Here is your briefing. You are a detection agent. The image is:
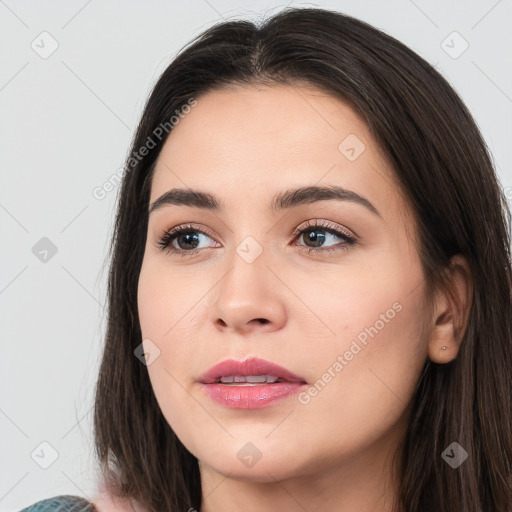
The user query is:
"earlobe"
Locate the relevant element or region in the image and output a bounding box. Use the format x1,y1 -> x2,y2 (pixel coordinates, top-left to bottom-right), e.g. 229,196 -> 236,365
427,313 -> 458,363
427,254 -> 473,364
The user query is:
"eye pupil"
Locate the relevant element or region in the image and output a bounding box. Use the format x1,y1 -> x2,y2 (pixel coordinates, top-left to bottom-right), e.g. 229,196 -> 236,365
177,232 -> 200,250
304,229 -> 326,248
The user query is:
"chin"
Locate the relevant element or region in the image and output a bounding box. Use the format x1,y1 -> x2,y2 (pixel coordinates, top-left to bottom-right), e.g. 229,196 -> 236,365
193,436 -> 316,483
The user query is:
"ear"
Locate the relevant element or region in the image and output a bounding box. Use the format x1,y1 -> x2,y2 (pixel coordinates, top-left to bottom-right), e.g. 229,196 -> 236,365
427,254 -> 473,363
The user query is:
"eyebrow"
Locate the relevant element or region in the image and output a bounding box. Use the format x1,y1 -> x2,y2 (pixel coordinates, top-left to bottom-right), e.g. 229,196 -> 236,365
148,185 -> 381,217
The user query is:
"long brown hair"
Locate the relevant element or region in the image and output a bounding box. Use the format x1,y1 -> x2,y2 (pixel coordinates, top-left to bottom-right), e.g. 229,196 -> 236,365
93,7 -> 512,511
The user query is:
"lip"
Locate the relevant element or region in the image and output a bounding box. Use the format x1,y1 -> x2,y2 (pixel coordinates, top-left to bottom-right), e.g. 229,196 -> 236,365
198,357 -> 307,384
198,357 -> 308,410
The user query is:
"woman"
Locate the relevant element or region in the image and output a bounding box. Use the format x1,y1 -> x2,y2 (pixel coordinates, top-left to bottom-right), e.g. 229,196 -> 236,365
20,6 -> 512,512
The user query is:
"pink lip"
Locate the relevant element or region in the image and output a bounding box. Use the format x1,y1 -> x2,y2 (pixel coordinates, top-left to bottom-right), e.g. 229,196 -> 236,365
198,357 -> 306,384
198,357 -> 307,410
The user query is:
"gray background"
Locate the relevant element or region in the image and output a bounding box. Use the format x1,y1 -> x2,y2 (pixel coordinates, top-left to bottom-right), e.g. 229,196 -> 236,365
1,1 -> 511,511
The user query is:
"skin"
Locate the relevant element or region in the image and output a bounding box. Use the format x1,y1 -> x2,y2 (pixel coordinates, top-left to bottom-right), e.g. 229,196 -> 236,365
133,84 -> 472,512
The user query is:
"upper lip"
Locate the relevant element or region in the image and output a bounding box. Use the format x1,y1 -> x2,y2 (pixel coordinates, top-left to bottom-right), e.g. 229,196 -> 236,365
198,357 -> 307,384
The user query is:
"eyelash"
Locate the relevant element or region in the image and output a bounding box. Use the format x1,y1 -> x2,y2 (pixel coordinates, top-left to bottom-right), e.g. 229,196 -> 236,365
155,220 -> 358,257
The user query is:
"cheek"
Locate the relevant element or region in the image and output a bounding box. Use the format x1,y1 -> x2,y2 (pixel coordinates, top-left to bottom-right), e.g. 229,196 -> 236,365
137,262 -> 202,390
137,263 -> 169,340
137,258 -> 201,341
285,253 -> 425,353
137,262 -> 188,396
290,252 -> 428,409
137,259 -> 211,438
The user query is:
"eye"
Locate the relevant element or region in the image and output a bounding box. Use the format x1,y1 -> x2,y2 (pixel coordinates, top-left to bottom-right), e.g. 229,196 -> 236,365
291,219 -> 357,254
155,220 -> 358,257
155,223 -> 218,257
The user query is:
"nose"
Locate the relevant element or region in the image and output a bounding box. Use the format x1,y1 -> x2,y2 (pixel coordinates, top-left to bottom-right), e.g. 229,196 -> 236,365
208,250 -> 287,336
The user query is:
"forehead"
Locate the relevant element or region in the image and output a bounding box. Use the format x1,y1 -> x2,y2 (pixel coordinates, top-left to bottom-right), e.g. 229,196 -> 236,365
150,84 -> 407,223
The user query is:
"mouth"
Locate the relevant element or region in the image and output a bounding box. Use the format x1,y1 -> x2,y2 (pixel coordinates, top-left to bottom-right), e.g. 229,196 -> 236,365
213,375 -> 287,385
198,357 -> 307,409
198,357 -> 307,385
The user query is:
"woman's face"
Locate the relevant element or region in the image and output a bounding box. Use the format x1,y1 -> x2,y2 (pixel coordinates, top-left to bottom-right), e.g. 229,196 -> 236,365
137,84 -> 430,485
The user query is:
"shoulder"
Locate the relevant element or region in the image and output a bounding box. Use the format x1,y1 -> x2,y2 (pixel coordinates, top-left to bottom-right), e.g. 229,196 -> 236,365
18,488 -> 140,512
18,494 -> 98,511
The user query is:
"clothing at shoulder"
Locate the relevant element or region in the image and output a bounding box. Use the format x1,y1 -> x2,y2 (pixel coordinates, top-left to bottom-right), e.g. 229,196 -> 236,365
18,494 -> 98,512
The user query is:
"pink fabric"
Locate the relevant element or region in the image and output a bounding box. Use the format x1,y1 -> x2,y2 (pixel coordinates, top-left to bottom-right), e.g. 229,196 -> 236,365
91,483 -> 145,512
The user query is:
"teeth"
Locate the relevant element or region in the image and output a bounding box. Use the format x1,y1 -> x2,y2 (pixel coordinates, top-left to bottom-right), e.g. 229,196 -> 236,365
219,375 -> 280,384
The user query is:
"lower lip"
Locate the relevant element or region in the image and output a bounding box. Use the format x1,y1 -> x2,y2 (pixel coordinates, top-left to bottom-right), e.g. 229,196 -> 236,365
200,382 -> 306,409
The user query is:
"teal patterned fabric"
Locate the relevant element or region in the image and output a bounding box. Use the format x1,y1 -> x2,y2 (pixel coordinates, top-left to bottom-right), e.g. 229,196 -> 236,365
18,495 -> 98,512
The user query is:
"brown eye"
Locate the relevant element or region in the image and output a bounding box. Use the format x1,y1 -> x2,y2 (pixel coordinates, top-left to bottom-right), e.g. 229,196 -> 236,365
156,224 -> 217,256
293,220 -> 358,255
